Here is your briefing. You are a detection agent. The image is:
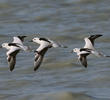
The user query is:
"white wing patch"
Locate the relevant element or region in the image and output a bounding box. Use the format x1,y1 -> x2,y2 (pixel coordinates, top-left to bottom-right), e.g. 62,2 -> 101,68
12,37 -> 23,45
36,40 -> 51,51
6,47 -> 19,56
84,38 -> 95,50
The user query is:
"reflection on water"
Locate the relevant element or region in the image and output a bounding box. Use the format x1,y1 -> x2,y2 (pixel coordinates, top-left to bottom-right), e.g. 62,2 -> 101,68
0,0 -> 110,100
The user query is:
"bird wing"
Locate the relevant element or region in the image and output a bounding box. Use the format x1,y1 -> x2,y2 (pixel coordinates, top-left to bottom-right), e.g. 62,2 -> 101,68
36,42 -> 50,51
12,37 -> 23,45
17,36 -> 27,42
7,50 -> 20,71
6,46 -> 20,56
17,44 -> 29,51
48,39 -> 59,48
79,54 -> 88,68
78,49 -> 91,55
8,43 -> 20,47
88,34 -> 102,46
34,47 -> 48,71
12,37 -> 29,51
39,38 -> 51,43
84,34 -> 102,49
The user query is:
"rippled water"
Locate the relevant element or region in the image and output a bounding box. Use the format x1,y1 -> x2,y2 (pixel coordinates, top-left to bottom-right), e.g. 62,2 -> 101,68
0,0 -> 110,100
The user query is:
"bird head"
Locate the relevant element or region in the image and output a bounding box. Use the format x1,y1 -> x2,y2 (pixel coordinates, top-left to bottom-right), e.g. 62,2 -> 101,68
73,48 -> 80,53
1,43 -> 9,48
29,37 -> 39,43
1,43 -> 10,50
32,37 -> 39,43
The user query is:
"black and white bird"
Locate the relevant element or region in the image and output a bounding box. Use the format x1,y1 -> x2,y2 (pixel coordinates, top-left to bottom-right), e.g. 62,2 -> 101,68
31,37 -> 66,71
1,36 -> 29,71
72,34 -> 110,68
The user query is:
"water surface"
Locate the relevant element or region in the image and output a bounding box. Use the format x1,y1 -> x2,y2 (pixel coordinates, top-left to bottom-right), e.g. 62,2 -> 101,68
0,0 -> 110,100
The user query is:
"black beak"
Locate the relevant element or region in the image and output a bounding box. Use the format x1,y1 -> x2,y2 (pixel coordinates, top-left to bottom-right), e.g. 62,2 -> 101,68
0,46 -> 2,48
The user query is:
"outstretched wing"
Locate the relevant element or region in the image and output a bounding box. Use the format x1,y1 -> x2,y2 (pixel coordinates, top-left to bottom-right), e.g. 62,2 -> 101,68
12,36 -> 26,45
17,36 -> 27,42
12,36 -> 29,51
12,37 -> 23,45
39,38 -> 51,43
34,47 -> 48,71
88,34 -> 102,46
48,39 -> 59,48
34,54 -> 44,71
79,53 -> 89,68
8,43 -> 20,47
7,50 -> 20,71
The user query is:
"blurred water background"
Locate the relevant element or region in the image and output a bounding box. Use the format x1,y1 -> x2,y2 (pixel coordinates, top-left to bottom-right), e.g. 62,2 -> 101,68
0,0 -> 110,100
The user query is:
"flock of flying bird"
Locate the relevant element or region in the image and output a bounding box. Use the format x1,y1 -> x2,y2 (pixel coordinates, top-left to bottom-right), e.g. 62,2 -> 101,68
1,34 -> 110,71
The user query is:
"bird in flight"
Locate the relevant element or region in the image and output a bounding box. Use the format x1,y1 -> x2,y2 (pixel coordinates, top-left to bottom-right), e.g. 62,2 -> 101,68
72,34 -> 110,68
1,36 -> 29,71
30,37 -> 67,71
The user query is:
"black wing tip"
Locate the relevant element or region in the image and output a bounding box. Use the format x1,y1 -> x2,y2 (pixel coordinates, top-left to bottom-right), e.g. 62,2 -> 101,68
17,36 -> 27,41
17,35 -> 27,37
17,36 -> 27,39
10,67 -> 14,71
81,62 -> 88,68
34,67 -> 39,71
96,34 -> 103,37
89,34 -> 103,37
84,65 -> 87,68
